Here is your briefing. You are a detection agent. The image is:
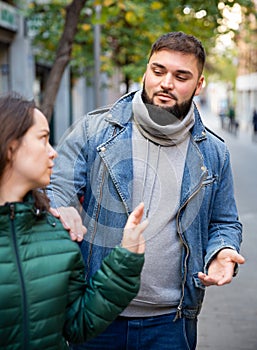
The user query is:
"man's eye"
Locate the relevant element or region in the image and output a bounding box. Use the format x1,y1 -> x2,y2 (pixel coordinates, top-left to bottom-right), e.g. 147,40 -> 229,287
177,76 -> 187,81
153,70 -> 163,75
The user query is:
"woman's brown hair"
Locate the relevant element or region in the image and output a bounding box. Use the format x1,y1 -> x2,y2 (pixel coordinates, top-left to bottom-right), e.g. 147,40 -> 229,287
0,92 -> 50,211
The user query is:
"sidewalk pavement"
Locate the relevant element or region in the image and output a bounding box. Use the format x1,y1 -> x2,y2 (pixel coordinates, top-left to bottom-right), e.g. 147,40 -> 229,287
196,106 -> 257,350
199,106 -> 256,148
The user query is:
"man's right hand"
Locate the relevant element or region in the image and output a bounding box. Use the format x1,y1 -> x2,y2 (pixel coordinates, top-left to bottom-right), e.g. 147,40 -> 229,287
50,206 -> 87,242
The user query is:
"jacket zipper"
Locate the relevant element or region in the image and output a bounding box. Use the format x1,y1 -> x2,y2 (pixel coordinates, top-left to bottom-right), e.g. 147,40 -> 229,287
9,204 -> 29,349
86,165 -> 107,279
86,126 -> 119,278
174,170 -> 208,321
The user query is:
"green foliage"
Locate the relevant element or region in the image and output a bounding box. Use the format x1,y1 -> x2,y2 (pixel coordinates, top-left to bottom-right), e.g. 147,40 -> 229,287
27,1 -> 66,63
25,0 -> 255,86
206,48 -> 238,87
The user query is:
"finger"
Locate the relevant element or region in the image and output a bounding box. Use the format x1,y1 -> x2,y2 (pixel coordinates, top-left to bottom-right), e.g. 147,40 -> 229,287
198,270 -> 234,287
233,253 -> 245,265
134,202 -> 144,219
198,272 -> 210,285
69,231 -> 77,241
58,216 -> 71,231
125,202 -> 145,229
131,202 -> 144,223
76,235 -> 84,242
72,216 -> 87,237
198,272 -> 218,286
220,249 -> 245,265
49,207 -> 60,218
69,224 -> 87,241
58,207 -> 87,236
77,226 -> 87,241
50,207 -> 87,242
58,214 -> 86,241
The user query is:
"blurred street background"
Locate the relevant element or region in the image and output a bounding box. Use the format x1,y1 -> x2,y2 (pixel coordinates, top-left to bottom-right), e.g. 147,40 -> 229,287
197,106 -> 257,350
1,0 -> 257,348
1,0 -> 257,144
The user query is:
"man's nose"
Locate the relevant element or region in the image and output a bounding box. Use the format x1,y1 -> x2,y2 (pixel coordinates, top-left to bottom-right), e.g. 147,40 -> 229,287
160,73 -> 174,90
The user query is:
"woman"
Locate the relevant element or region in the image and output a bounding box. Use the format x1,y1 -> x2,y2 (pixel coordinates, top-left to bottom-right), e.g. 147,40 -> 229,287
0,92 -> 147,349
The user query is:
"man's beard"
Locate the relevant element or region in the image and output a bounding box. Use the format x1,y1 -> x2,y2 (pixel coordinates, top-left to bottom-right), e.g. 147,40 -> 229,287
142,85 -> 195,121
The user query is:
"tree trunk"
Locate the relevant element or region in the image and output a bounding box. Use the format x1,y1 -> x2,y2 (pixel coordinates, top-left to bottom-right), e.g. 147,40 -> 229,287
41,0 -> 88,122
125,74 -> 130,94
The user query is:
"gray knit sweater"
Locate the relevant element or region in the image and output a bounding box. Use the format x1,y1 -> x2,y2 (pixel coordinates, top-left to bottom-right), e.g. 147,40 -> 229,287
121,91 -> 193,317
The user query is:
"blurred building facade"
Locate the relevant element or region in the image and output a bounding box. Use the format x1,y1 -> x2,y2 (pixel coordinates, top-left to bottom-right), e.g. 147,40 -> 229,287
0,1 -> 34,97
236,1 -> 257,131
0,0 -> 76,143
3,0 -> 257,138
0,0 -> 120,144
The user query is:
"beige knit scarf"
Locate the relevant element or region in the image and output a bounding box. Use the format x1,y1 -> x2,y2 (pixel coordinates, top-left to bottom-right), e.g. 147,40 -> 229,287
132,90 -> 195,146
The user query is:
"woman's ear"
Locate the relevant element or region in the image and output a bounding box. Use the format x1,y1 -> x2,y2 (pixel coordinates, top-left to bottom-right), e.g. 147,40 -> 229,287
7,140 -> 18,161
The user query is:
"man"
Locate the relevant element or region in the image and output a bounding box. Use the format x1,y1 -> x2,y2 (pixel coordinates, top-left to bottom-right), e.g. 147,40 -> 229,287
49,32 -> 245,349
252,108 -> 257,140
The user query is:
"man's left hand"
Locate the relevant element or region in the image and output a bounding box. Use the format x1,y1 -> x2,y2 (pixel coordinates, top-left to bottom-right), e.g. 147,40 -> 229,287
198,248 -> 245,286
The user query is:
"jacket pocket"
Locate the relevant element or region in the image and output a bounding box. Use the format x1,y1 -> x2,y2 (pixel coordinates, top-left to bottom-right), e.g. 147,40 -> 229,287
192,272 -> 206,290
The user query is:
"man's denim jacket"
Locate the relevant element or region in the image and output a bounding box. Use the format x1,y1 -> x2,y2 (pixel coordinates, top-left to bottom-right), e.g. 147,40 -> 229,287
50,91 -> 242,319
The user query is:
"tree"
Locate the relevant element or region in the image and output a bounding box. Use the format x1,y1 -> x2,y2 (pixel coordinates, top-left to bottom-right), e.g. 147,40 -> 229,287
27,0 -> 255,121
28,0 -> 89,121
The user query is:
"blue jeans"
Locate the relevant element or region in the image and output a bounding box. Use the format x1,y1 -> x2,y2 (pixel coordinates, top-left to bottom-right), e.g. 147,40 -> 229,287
69,312 -> 197,350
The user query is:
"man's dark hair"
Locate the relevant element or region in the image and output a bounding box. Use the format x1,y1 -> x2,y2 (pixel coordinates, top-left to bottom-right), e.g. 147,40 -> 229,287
148,31 -> 206,77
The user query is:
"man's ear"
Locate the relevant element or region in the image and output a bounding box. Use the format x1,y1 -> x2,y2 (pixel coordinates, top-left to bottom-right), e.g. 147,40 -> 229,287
195,75 -> 205,96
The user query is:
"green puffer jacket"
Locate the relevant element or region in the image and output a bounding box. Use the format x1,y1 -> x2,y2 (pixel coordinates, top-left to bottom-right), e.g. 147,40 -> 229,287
0,198 -> 144,349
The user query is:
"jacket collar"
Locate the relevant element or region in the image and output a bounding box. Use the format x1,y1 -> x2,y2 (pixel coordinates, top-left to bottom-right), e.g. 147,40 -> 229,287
190,105 -> 207,142
105,91 -> 135,127
0,192 -> 45,217
106,90 -> 207,143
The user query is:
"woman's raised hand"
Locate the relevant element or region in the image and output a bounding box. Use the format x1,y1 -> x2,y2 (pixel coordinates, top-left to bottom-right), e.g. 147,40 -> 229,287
121,203 -> 148,254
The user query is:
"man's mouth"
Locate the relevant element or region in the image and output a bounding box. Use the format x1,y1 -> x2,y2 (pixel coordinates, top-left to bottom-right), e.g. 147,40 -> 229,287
155,94 -> 177,104
154,91 -> 177,102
